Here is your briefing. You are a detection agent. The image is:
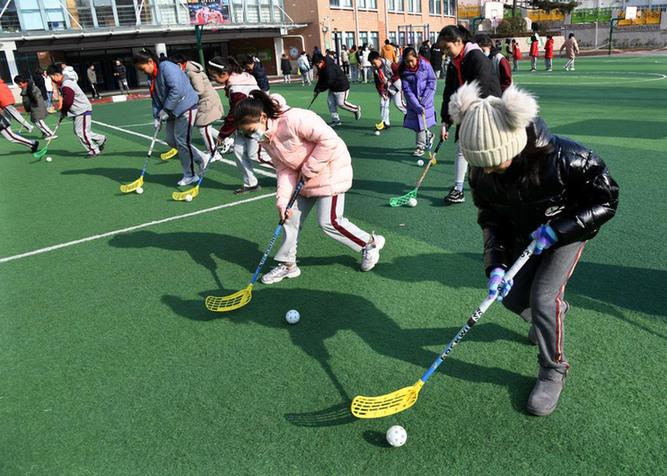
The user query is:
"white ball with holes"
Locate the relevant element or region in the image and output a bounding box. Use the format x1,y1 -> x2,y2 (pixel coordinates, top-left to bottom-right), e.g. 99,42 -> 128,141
136,187 -> 144,195
374,130 -> 381,136
285,309 -> 300,325
417,159 -> 424,166
386,425 -> 407,447
407,197 -> 417,207
46,156 -> 52,162
185,194 -> 193,202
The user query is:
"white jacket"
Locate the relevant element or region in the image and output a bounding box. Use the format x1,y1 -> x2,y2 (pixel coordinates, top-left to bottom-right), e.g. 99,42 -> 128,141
297,55 -> 311,72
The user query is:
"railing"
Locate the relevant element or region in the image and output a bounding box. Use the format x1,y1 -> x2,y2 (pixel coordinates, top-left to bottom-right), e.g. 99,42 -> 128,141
571,8 -> 613,24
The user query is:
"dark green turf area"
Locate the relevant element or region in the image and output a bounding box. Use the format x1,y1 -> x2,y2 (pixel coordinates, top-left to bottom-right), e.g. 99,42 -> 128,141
1,55 -> 666,474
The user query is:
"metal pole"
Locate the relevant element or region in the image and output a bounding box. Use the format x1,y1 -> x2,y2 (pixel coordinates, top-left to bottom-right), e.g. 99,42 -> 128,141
608,18 -> 619,55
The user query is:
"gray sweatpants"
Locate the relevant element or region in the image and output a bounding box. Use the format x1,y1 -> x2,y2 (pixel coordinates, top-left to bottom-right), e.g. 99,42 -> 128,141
502,241 -> 586,378
275,193 -> 371,264
232,131 -> 259,187
327,90 -> 359,122
73,113 -> 106,155
165,108 -> 205,178
4,105 -> 32,130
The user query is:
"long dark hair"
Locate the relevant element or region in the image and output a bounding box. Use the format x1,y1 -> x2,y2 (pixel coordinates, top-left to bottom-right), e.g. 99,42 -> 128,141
398,47 -> 418,75
234,90 -> 282,126
133,48 -> 159,65
438,24 -> 472,44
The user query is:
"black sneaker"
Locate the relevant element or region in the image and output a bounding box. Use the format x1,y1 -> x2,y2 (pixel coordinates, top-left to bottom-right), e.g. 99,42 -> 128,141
31,141 -> 39,153
99,137 -> 108,152
234,184 -> 262,195
329,120 -> 342,128
444,187 -> 465,205
383,123 -> 391,129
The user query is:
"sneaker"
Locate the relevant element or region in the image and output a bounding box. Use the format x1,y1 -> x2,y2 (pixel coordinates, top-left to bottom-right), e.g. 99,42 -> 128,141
329,119 -> 342,128
526,368 -> 566,416
31,141 -> 39,153
210,151 -> 223,163
360,233 -> 385,272
354,106 -> 362,121
383,123 -> 391,129
444,187 -> 465,205
233,184 -> 262,195
26,125 -> 34,133
43,134 -> 58,140
570,68 -> 575,72
530,68 -> 536,72
412,147 -> 425,157
99,137 -> 107,152
177,175 -> 199,186
261,263 -> 301,284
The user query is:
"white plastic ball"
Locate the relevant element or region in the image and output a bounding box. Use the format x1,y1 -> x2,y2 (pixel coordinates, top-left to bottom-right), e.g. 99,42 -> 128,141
374,130 -> 381,136
417,159 -> 424,166
136,187 -> 144,194
45,156 -> 52,162
386,425 -> 407,447
185,194 -> 193,202
285,309 -> 300,324
408,197 -> 417,207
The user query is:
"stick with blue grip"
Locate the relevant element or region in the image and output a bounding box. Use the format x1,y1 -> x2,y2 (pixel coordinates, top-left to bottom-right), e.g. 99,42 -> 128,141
351,240 -> 538,418
205,179 -> 305,313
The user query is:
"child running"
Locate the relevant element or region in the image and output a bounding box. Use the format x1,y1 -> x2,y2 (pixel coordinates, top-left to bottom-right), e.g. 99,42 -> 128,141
560,33 -> 579,71
449,81 -> 619,416
14,75 -> 56,139
171,55 -> 224,162
399,47 -> 436,157
369,50 -> 406,130
233,91 -> 385,284
46,64 -> 107,157
0,79 -> 38,152
0,78 -> 33,132
312,52 -> 361,127
207,56 -> 262,194
133,50 -> 205,184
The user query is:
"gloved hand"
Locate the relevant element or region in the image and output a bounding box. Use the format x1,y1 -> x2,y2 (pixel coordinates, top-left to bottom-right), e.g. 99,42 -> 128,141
531,224 -> 558,255
153,118 -> 161,130
158,109 -> 170,122
488,267 -> 513,302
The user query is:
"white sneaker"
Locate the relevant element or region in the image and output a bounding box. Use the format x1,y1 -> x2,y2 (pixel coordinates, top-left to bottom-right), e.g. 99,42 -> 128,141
361,234 -> 385,272
177,175 -> 199,186
412,147 -> 425,157
261,263 -> 301,284
210,151 -> 223,163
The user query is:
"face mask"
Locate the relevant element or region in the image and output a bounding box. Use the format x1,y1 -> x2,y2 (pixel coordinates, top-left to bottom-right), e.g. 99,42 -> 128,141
247,125 -> 267,142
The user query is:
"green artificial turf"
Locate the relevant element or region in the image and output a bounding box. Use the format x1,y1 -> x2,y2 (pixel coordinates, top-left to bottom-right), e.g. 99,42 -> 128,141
1,55 -> 666,474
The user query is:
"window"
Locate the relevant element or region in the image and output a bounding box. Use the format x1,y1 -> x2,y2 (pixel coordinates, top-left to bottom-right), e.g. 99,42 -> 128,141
345,31 -> 355,48
398,30 -> 406,46
444,0 -> 455,16
429,0 -> 441,15
388,31 -> 397,45
358,0 -> 377,8
430,31 -> 438,44
407,0 -> 421,13
416,31 -> 423,45
369,31 -> 379,49
359,31 -> 369,47
330,0 -> 352,7
388,0 -> 404,12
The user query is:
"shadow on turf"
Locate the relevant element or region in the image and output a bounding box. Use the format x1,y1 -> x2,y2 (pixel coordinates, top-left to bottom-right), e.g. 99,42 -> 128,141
551,119 -> 667,140
61,167 -> 239,192
162,288 -> 535,426
109,231 -> 260,289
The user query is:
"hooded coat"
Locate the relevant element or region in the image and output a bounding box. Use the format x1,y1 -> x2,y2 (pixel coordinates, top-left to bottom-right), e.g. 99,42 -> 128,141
400,57 -> 437,131
182,60 -> 224,127
20,80 -> 48,121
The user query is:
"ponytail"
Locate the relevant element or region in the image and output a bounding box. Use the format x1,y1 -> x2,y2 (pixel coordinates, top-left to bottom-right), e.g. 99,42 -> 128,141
234,90 -> 282,126
133,48 -> 159,65
438,24 -> 472,44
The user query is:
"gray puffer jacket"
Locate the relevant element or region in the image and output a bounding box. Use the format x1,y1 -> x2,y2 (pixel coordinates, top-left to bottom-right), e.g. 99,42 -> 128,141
21,80 -> 48,121
184,61 -> 224,127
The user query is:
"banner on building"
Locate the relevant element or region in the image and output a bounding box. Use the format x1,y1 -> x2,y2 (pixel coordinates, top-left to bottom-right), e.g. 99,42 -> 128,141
188,0 -> 231,26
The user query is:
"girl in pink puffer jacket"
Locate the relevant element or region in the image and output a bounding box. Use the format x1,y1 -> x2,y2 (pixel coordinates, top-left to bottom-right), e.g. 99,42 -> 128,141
234,90 -> 385,284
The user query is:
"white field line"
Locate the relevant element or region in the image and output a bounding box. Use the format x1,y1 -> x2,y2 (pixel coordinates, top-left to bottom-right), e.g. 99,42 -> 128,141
0,193 -> 275,265
93,120 -> 277,175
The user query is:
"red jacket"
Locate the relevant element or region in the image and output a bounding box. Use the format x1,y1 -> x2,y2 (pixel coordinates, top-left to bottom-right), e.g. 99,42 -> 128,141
0,79 -> 15,108
544,39 -> 554,59
512,45 -> 522,60
529,40 -> 539,57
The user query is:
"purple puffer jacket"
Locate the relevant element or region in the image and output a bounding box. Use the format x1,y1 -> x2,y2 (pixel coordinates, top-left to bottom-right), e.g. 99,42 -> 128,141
400,56 -> 437,131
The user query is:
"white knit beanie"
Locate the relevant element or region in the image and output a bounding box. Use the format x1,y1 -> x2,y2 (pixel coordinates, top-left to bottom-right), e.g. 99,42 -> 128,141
449,82 -> 539,168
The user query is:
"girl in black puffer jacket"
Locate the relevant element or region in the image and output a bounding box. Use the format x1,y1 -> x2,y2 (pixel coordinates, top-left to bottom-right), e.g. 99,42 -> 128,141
449,82 -> 619,417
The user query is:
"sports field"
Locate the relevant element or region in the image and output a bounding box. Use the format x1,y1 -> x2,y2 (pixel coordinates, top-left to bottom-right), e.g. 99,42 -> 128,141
1,55 -> 666,474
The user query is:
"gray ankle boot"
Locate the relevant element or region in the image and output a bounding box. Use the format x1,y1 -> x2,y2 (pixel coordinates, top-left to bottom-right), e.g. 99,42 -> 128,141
527,368 -> 566,416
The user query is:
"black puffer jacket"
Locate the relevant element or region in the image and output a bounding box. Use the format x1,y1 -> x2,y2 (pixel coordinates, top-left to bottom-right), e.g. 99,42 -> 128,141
314,56 -> 350,93
250,59 -> 270,91
469,119 -> 619,275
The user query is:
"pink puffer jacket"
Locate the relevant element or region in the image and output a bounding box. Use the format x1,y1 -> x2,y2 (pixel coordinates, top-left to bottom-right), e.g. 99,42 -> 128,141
261,104 -> 353,209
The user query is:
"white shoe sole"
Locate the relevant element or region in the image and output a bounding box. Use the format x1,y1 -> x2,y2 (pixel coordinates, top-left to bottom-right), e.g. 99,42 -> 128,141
261,267 -> 301,284
361,235 -> 385,272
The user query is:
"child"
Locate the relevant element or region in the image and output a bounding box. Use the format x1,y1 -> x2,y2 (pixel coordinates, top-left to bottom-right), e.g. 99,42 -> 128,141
0,79 -> 38,152
544,35 -> 554,71
233,91 -> 385,283
132,49 -> 203,183
280,53 -> 292,83
0,78 -> 33,132
437,24 -> 501,204
244,55 -> 270,92
312,52 -> 361,128
369,50 -> 406,129
297,51 -> 312,86
46,64 -> 107,157
399,47 -> 436,158
207,56 -> 262,194
474,34 -> 512,92
449,82 -> 619,416
348,45 -> 359,82
512,39 -> 522,72
172,55 -> 224,162
14,75 -> 56,139
529,35 -> 539,72
560,33 -> 579,71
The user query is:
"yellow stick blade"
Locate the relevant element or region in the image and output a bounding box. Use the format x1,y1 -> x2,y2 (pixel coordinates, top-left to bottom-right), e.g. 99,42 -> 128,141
205,285 -> 253,312
375,121 -> 385,131
160,148 -> 178,160
120,176 -> 144,193
351,380 -> 424,419
172,185 -> 200,201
